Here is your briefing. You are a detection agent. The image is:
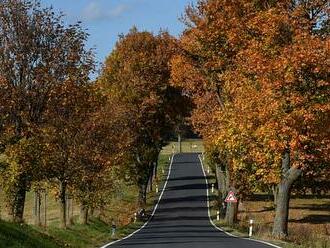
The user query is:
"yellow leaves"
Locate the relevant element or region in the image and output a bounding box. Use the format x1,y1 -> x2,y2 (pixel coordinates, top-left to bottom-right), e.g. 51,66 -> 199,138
176,0 -> 330,190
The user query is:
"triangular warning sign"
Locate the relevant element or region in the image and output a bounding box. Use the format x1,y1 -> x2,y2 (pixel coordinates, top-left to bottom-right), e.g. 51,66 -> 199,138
225,191 -> 237,203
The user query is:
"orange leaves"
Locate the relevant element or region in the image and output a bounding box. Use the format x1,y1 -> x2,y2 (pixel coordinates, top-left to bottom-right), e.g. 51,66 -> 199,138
98,28 -> 191,190
175,0 -> 330,189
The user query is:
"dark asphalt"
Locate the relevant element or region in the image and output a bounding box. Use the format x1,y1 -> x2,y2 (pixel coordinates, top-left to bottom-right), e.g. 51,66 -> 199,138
103,153 -> 278,248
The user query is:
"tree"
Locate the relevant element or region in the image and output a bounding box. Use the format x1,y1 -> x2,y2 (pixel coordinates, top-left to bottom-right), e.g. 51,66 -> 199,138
171,0 -> 246,225
71,93 -> 132,224
0,0 -> 94,222
40,82 -> 98,228
99,28 -> 189,206
172,0 -> 329,237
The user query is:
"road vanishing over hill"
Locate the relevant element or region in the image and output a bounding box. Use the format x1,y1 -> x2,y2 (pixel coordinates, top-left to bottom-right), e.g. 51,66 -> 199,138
101,153 -> 279,248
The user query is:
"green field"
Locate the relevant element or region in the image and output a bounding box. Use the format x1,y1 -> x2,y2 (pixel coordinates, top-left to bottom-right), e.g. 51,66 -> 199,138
161,139 -> 204,154
0,141 -> 178,248
2,139 -> 328,248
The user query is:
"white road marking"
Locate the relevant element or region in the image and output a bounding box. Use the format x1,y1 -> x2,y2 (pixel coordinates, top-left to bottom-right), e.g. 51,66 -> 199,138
100,154 -> 175,248
198,155 -> 282,248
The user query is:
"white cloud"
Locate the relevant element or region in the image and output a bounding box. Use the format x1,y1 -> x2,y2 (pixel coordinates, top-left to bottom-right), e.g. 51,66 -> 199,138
82,1 -> 129,21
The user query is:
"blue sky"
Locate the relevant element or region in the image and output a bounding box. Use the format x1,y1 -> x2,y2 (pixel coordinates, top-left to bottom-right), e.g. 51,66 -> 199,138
43,0 -> 197,66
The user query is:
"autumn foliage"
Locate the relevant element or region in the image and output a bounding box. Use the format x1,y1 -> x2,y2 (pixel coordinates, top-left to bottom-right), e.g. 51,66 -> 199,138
98,28 -> 190,206
0,0 -> 328,242
171,0 -> 329,238
0,0 -> 189,228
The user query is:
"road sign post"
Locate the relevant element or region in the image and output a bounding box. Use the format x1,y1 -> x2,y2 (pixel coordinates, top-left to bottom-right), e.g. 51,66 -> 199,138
225,191 -> 238,203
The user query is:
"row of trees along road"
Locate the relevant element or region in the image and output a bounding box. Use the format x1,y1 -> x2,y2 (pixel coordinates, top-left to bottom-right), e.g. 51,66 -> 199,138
0,0 -> 191,228
171,0 -> 329,239
0,0 -> 328,241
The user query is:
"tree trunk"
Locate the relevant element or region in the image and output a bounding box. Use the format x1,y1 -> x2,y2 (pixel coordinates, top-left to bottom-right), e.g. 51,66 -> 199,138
272,185 -> 278,207
79,203 -> 89,225
153,160 -> 158,180
138,184 -> 147,207
178,133 -> 182,153
44,191 -> 47,227
215,163 -> 228,218
90,207 -> 95,217
147,165 -> 154,193
34,191 -> 42,226
12,178 -> 27,223
272,150 -> 301,238
225,200 -> 238,226
59,181 -> 67,228
66,196 -> 73,225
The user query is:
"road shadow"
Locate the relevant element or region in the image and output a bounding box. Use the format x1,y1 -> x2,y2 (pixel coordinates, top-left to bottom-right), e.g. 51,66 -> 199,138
168,176 -> 212,182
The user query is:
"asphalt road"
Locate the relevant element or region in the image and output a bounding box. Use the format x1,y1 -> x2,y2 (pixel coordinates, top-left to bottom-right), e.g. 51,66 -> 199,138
102,153 -> 278,248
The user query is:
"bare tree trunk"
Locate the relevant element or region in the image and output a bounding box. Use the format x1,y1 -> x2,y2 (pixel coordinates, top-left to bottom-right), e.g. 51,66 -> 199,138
59,181 -> 67,228
147,165 -> 154,193
90,207 -> 95,217
225,185 -> 238,226
66,196 -> 73,225
12,178 -> 26,223
221,161 -> 238,225
153,160 -> 158,180
138,184 -> 147,207
0,187 -> 2,219
272,150 -> 301,238
272,185 -> 278,207
178,133 -> 182,153
215,163 -> 228,218
225,200 -> 238,226
44,191 -> 47,227
79,203 -> 89,225
34,191 -> 42,226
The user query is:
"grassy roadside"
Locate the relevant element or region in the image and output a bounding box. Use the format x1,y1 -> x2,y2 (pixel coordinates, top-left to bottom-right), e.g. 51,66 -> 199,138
5,139 -> 327,248
0,220 -> 62,248
0,143 -> 176,248
201,156 -> 330,248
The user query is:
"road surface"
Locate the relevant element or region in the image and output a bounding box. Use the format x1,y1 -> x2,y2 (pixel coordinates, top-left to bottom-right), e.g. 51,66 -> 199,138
102,153 -> 279,248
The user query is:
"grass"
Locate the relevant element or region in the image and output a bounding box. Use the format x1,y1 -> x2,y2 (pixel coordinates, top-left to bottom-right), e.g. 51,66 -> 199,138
3,139 -> 328,248
0,142 -> 175,248
161,139 -> 204,154
0,220 -> 62,248
202,156 -> 330,248
238,197 -> 330,248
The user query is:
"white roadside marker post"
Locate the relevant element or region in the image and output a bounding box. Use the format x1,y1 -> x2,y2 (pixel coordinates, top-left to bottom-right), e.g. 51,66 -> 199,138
111,221 -> 116,238
211,184 -> 214,193
207,167 -> 210,174
156,184 -> 159,193
249,219 -> 254,237
216,211 -> 220,221
134,213 -> 137,223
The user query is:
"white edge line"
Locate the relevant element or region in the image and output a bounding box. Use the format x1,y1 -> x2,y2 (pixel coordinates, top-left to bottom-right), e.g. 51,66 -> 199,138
100,154 -> 175,248
198,155 -> 282,248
